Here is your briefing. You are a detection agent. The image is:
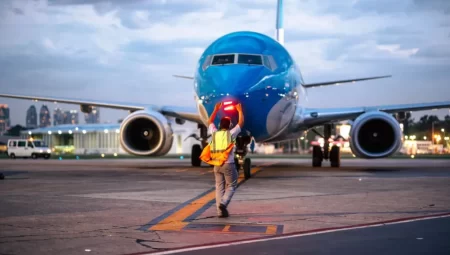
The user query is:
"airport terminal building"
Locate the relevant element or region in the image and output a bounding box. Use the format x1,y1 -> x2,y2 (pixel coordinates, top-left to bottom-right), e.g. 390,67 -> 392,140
20,121 -> 201,155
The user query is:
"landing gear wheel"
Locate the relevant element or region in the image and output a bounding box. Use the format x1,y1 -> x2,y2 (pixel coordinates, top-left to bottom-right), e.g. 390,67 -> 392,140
330,145 -> 340,167
234,157 -> 240,173
244,158 -> 251,179
191,144 -> 202,167
312,145 -> 323,167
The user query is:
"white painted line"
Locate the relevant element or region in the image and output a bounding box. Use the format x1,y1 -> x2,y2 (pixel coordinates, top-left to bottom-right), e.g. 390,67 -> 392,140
141,213 -> 450,255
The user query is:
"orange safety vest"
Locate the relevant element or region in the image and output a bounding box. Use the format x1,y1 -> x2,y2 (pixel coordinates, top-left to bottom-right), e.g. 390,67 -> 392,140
199,130 -> 235,166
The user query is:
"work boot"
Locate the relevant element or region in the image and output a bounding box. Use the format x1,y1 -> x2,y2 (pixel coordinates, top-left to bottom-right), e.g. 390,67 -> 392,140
218,203 -> 229,218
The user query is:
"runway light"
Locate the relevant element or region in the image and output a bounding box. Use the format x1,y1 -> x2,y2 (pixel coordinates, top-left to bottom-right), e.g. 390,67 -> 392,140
101,154 -> 105,158
411,155 -> 415,159
113,153 -> 118,157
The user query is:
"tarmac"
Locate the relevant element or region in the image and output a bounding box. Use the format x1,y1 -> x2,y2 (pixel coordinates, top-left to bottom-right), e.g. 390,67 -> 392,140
1,157 -> 450,255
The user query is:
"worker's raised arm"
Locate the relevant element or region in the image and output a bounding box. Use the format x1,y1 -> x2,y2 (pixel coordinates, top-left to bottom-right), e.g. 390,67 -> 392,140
236,103 -> 244,128
208,102 -> 222,125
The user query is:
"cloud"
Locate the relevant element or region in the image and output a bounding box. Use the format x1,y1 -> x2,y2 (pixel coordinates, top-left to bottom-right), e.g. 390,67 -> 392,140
0,0 -> 449,126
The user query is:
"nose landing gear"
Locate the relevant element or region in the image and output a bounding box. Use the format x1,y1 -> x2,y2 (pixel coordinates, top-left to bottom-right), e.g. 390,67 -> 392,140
234,135 -> 252,179
312,124 -> 341,168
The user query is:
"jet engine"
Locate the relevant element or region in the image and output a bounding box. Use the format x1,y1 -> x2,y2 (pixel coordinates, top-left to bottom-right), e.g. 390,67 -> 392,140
119,110 -> 173,156
349,111 -> 403,158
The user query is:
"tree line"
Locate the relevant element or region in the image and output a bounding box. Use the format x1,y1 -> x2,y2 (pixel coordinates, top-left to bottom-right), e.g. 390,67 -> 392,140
400,113 -> 450,142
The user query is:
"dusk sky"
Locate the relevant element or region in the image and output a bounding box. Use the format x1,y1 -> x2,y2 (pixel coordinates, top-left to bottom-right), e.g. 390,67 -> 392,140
0,0 -> 449,126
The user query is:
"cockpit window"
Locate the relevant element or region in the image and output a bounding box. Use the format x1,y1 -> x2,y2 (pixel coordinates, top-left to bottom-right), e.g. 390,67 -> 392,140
202,55 -> 212,70
238,54 -> 262,65
205,53 -> 277,71
263,55 -> 277,71
211,54 -> 235,65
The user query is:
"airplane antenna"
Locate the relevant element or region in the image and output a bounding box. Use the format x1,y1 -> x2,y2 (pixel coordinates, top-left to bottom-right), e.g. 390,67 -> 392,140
276,0 -> 284,45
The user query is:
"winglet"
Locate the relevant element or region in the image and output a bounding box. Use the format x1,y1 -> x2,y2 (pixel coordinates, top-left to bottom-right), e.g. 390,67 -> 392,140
301,75 -> 392,88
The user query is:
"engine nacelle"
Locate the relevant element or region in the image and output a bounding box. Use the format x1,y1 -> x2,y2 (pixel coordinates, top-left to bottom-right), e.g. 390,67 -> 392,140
80,104 -> 94,114
119,110 -> 173,156
349,111 -> 402,158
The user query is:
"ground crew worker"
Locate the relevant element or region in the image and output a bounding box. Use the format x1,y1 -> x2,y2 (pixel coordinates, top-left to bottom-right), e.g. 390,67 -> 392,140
207,102 -> 244,217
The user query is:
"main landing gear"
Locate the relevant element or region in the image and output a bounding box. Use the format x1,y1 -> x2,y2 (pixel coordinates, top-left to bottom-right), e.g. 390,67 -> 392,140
234,135 -> 252,180
312,124 -> 340,168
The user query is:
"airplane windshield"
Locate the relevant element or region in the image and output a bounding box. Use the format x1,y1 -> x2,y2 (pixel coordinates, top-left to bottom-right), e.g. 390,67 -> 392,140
211,54 -> 235,65
206,53 -> 276,70
237,54 -> 262,65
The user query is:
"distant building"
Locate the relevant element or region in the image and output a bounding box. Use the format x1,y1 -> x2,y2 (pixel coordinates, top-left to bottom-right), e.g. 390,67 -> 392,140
26,105 -> 38,129
53,108 -> 64,126
54,108 -> 79,125
66,110 -> 79,125
39,105 -> 51,127
21,121 -> 200,155
85,107 -> 100,124
0,104 -> 11,135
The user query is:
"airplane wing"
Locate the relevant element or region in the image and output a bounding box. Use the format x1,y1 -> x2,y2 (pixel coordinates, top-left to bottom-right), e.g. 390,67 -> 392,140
0,93 -> 203,124
302,100 -> 450,127
301,75 -> 391,88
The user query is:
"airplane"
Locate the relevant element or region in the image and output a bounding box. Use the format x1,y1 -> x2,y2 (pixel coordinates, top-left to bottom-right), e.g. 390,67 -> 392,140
1,0 -> 450,179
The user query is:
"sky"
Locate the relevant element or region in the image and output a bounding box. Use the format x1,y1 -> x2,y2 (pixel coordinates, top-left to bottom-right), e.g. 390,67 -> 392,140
0,0 -> 449,127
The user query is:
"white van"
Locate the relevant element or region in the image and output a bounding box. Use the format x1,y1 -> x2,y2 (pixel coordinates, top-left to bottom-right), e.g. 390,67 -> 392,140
7,139 -> 51,159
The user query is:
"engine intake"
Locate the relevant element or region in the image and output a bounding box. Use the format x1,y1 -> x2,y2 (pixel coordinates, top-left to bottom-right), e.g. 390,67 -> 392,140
349,111 -> 402,158
119,110 -> 173,156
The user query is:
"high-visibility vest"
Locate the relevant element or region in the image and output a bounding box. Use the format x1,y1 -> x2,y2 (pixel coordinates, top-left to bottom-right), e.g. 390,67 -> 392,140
199,130 -> 235,166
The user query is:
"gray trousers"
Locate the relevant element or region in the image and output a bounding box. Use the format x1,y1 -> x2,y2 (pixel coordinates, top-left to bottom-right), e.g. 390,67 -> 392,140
214,162 -> 238,214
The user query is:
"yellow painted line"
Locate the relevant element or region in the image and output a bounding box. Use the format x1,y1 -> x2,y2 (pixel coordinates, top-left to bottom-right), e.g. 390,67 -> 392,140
265,225 -> 277,235
149,162 -> 277,232
150,190 -> 216,231
222,225 -> 231,232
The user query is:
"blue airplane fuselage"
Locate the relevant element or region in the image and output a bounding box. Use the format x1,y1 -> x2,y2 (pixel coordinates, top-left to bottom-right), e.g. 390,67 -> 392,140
194,31 -> 305,142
